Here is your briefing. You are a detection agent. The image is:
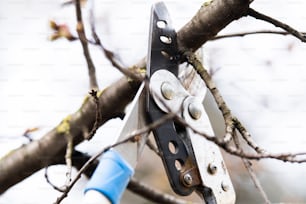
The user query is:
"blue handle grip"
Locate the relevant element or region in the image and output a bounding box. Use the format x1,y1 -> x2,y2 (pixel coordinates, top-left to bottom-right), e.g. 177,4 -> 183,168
84,149 -> 134,204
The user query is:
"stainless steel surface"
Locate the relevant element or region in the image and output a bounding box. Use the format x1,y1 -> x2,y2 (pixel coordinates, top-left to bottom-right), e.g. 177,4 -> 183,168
114,83 -> 147,168
150,69 -> 236,203
188,101 -> 202,120
182,96 -> 235,204
178,48 -> 207,101
161,82 -> 175,100
150,69 -> 188,114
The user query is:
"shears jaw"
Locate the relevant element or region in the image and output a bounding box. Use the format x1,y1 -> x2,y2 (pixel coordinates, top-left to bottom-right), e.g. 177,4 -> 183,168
116,1 -> 236,202
149,69 -> 236,203
114,83 -> 147,168
147,2 -> 180,78
146,2 -> 236,203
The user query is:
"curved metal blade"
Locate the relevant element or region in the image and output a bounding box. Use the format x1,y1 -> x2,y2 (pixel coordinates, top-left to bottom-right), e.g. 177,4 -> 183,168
114,83 -> 147,168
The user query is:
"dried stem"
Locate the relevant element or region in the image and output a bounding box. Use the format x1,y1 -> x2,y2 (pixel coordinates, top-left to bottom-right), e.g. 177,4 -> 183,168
145,138 -> 161,157
75,0 -> 99,89
234,118 -> 264,153
64,132 -> 73,185
44,167 -> 66,193
55,147 -> 106,203
55,112 -> 176,203
182,51 -> 306,163
248,8 -> 306,42
128,177 -> 195,204
212,30 -> 306,41
183,50 -> 233,143
242,159 -> 271,204
233,130 -> 270,204
88,1 -> 142,81
60,149 -> 193,204
85,89 -> 102,140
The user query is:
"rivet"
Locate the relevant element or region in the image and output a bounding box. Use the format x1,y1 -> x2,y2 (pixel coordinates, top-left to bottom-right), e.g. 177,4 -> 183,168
183,173 -> 193,186
188,102 -> 202,120
161,82 -> 174,100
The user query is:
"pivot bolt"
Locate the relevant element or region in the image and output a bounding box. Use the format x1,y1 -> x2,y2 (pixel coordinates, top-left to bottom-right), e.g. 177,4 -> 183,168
188,102 -> 202,120
161,82 -> 174,100
183,173 -> 193,186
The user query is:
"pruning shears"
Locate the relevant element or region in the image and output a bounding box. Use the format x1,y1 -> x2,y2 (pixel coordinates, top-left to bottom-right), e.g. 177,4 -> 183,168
84,2 -> 235,204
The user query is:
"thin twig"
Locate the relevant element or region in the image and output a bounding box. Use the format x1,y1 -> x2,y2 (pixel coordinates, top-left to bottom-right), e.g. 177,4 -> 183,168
55,147 -> 106,203
55,139 -> 132,203
54,112 -> 176,204
85,89 -> 102,140
183,50 -> 233,142
65,132 -> 73,185
22,127 -> 38,142
75,0 -> 99,89
88,1 -> 143,82
248,8 -> 306,42
183,50 -> 262,152
182,51 -> 306,163
233,131 -> 271,204
211,30 -> 306,41
62,148 -> 192,204
242,159 -> 271,204
168,107 -> 306,163
44,167 -> 66,192
183,51 -> 231,119
234,118 -> 265,154
128,177 -> 196,204
146,138 -> 161,157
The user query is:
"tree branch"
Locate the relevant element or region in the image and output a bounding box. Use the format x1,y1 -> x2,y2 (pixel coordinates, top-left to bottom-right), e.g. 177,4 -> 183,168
0,0 -> 252,194
177,0 -> 249,51
0,78 -> 139,194
55,112 -> 176,203
52,149 -> 194,204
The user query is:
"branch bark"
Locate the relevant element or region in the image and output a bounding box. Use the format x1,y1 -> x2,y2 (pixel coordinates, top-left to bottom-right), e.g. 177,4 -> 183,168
177,0 -> 249,51
0,78 -> 139,193
0,0 -> 250,194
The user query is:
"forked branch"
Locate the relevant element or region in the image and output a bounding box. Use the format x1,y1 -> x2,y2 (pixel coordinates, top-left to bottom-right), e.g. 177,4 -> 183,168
183,51 -> 306,163
248,8 -> 306,42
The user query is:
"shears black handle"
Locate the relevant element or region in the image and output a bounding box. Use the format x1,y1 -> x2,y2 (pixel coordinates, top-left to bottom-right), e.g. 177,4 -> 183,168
146,2 -> 198,196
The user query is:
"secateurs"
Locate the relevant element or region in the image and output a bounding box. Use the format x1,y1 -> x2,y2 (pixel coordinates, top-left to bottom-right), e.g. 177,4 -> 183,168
84,2 -> 235,204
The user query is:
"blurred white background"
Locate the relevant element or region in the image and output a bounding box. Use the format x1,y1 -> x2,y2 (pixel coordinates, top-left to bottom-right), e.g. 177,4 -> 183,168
1,0 -> 306,203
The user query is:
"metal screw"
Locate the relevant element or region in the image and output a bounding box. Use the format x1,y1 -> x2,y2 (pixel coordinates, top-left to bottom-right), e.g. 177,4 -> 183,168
183,173 -> 193,186
221,181 -> 230,192
161,82 -> 174,100
208,163 -> 217,174
188,102 -> 202,120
